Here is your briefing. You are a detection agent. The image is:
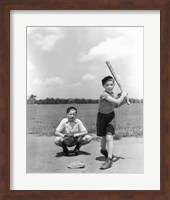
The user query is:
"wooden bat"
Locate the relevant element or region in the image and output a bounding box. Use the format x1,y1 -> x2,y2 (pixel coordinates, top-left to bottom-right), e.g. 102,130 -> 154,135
105,60 -> 130,105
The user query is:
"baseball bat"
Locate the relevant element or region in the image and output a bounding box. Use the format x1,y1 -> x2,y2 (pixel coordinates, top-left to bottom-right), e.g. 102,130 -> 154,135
105,61 -> 130,105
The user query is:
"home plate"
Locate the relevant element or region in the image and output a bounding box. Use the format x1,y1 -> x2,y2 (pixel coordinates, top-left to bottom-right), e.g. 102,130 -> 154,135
67,161 -> 85,169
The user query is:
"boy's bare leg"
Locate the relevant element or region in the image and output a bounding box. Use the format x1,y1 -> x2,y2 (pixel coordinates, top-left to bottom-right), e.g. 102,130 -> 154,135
74,135 -> 92,155
100,136 -> 108,158
106,134 -> 114,159
77,135 -> 91,148
54,136 -> 69,156
101,136 -> 106,150
100,134 -> 113,170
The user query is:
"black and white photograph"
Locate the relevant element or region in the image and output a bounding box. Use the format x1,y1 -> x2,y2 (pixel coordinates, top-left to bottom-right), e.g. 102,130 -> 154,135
26,26 -> 143,173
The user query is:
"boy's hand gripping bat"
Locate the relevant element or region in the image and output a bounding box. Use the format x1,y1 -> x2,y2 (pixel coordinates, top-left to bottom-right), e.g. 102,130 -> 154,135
105,61 -> 130,105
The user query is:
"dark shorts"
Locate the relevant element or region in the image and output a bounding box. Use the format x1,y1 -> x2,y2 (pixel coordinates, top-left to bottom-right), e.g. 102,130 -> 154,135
96,111 -> 116,137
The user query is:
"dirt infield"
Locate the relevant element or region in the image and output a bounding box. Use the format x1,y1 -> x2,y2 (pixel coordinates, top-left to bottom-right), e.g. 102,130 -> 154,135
27,134 -> 143,174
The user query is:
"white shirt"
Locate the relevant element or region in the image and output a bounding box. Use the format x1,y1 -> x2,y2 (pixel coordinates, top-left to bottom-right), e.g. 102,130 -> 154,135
56,118 -> 87,135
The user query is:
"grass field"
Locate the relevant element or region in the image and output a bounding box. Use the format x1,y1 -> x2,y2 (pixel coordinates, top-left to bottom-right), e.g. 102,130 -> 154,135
27,104 -> 143,139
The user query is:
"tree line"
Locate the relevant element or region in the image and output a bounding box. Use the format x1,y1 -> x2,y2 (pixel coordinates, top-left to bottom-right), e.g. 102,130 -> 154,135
27,94 -> 143,104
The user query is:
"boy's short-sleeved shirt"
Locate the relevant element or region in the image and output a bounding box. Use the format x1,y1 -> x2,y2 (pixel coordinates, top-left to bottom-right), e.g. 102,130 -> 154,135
98,91 -> 117,114
56,118 -> 87,135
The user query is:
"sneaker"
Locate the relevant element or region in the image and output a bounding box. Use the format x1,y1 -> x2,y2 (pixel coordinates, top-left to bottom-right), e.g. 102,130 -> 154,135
100,149 -> 108,158
100,157 -> 112,170
74,145 -> 80,156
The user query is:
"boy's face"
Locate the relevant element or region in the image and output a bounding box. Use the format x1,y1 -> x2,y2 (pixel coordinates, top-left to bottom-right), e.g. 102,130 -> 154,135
103,79 -> 115,93
67,109 -> 77,122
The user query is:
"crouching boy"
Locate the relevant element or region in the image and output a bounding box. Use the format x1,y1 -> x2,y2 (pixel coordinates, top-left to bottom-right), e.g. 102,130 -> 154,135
54,106 -> 92,156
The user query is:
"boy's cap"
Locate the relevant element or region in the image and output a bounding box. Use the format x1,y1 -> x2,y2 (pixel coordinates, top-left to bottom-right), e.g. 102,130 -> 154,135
102,75 -> 114,85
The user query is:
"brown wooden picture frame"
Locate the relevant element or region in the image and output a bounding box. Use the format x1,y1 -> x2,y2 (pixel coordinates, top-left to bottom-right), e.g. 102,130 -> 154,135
0,0 -> 169,199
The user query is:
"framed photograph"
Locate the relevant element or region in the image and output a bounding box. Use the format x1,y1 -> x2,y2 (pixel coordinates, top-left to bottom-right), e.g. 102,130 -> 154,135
0,0 -> 169,200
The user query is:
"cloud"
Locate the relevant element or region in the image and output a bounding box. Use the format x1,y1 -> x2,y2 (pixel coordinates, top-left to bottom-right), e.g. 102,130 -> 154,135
82,74 -> 96,81
33,76 -> 64,87
33,33 -> 62,51
79,36 -> 133,62
27,61 -> 34,70
44,77 -> 64,86
68,82 -> 81,88
33,79 -> 42,85
28,27 -> 63,51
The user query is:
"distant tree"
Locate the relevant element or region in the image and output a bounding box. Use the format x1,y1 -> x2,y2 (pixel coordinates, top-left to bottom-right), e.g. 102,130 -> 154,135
27,94 -> 37,104
30,94 -> 36,99
32,97 -> 99,104
68,98 -> 74,104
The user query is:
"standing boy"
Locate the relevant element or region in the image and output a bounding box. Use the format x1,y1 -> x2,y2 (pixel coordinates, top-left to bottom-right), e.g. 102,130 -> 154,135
55,106 -> 91,156
96,75 -> 127,169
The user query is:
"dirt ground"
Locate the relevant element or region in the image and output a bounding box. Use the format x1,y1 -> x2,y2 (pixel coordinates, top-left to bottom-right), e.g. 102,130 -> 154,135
27,134 -> 143,174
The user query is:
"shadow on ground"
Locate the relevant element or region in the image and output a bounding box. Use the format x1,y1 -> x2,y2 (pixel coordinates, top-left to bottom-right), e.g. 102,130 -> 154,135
55,150 -> 91,158
95,155 -> 125,162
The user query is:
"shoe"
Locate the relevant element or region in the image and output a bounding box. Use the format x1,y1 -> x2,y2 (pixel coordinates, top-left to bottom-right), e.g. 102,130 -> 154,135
63,146 -> 69,156
74,145 -> 80,156
100,157 -> 112,170
100,149 -> 108,158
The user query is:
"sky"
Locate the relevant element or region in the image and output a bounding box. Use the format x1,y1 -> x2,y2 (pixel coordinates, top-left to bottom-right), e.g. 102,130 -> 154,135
27,26 -> 143,99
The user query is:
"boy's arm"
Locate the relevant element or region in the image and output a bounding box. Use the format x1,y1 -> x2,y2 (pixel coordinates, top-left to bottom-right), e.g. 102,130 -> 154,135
55,130 -> 64,137
55,119 -> 65,137
74,130 -> 88,138
105,91 -> 127,106
73,120 -> 88,137
114,93 -> 126,108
